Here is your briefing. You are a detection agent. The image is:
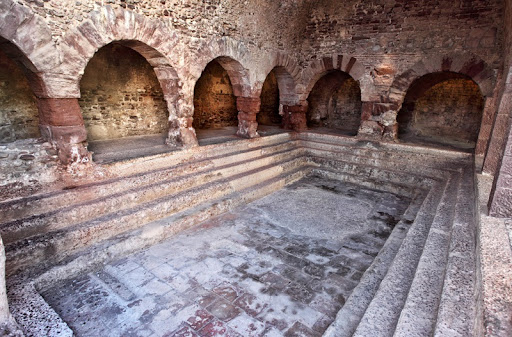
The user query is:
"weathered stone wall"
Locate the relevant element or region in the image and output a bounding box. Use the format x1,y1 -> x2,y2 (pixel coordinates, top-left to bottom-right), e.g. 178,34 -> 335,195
398,77 -> 484,146
0,49 -> 39,143
258,71 -> 281,126
488,0 -> 512,216
0,0 -> 507,203
193,61 -> 237,129
299,0 -> 502,68
79,43 -> 168,141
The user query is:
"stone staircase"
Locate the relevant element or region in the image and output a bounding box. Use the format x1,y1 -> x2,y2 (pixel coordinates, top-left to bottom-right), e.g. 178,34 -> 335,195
1,132 -> 479,337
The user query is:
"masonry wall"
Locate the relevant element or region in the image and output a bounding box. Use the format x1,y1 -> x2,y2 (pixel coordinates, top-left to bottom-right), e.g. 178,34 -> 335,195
0,49 -> 39,143
79,43 -> 168,141
298,0 -> 503,72
193,61 -> 237,129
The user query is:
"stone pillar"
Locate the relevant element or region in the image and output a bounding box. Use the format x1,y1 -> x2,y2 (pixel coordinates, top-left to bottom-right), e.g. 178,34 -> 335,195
0,236 -> 10,324
37,98 -> 90,165
236,97 -> 260,139
282,104 -> 307,132
358,101 -> 399,141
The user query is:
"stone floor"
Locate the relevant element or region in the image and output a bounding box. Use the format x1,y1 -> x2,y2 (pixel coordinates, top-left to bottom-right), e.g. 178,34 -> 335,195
40,176 -> 410,337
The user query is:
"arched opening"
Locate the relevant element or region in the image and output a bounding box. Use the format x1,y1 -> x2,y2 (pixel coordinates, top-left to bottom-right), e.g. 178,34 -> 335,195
258,70 -> 281,127
0,38 -> 40,143
306,70 -> 362,135
397,72 -> 484,150
193,60 -> 238,131
79,42 -> 169,143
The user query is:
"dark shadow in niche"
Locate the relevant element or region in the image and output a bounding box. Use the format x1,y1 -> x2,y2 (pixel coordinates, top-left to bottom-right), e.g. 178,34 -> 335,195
397,72 -> 484,151
258,69 -> 282,127
306,70 -> 362,136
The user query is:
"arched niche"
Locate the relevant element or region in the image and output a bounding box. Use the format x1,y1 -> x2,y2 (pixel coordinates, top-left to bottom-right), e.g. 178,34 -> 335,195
397,72 -> 484,149
193,59 -> 238,130
79,42 -> 169,142
306,70 -> 362,135
258,69 -> 281,126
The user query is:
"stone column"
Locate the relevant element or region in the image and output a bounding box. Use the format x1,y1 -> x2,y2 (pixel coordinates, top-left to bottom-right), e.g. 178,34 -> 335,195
282,104 -> 307,132
236,97 -> 260,139
37,98 -> 90,165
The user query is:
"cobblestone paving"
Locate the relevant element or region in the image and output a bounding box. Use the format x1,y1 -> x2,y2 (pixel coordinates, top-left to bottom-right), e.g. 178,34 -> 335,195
41,176 -> 410,337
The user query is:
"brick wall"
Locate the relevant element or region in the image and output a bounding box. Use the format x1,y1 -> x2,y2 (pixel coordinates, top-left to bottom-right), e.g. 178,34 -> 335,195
79,43 -> 168,141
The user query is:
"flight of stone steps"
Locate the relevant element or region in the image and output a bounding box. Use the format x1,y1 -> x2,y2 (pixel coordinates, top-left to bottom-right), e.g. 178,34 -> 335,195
0,132 -> 479,337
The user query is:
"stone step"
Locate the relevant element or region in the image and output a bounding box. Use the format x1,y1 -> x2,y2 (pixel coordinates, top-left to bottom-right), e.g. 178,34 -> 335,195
0,145 -> 302,245
307,154 -> 439,191
298,132 -> 472,163
323,190 -> 426,337
304,144 -> 463,175
5,155 -> 308,277
393,169 -> 462,337
433,166 -> 479,337
25,165 -> 310,290
0,136 -> 296,224
310,168 -> 426,199
351,175 -> 453,337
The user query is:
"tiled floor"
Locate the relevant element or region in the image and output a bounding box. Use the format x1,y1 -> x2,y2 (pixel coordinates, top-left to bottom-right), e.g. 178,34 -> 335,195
41,176 -> 410,337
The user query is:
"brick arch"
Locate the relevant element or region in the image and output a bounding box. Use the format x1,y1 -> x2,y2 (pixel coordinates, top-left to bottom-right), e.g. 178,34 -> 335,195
0,0 -> 56,97
389,53 -> 495,108
191,37 -> 252,98
301,55 -> 365,102
256,53 -> 301,106
58,6 -> 181,97
60,8 -> 194,147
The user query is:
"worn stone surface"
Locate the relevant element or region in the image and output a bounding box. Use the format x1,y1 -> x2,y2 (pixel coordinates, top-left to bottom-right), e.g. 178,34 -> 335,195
39,177 -> 410,337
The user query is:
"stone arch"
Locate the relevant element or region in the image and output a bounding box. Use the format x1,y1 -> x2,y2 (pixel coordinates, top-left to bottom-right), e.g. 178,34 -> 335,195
306,70 -> 362,135
191,38 -> 252,97
396,71 -> 485,149
0,0 -> 57,83
302,55 -> 365,102
257,60 -> 301,127
191,50 -> 258,138
60,8 -> 192,147
388,53 -> 496,153
389,53 -> 495,108
78,41 -> 177,143
255,53 -> 301,105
